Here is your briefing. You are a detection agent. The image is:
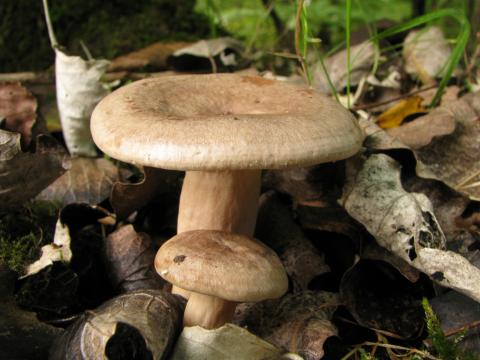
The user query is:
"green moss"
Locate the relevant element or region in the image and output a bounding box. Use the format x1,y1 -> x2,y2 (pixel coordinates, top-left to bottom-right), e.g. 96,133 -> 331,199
0,202 -> 58,273
423,298 -> 479,360
0,0 -> 211,71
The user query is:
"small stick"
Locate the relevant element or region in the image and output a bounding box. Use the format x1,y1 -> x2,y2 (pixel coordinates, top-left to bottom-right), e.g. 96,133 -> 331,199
353,84 -> 437,111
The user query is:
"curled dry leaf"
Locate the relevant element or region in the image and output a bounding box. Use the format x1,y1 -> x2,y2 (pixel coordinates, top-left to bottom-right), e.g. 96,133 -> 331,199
0,130 -> 68,210
108,41 -> 193,71
170,323 -> 302,360
313,40 -> 377,93
37,157 -> 118,207
55,49 -> 109,157
235,291 -> 339,360
0,82 -> 37,147
255,191 -> 329,292
341,154 -> 480,302
403,26 -> 452,83
104,224 -> 165,293
412,97 -> 480,201
111,167 -> 182,220
170,37 -> 244,71
50,290 -> 184,360
0,265 -> 62,360
386,104 -> 457,149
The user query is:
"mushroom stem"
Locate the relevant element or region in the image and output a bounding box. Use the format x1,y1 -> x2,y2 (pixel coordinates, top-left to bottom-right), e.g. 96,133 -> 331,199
183,291 -> 237,329
177,170 -> 262,235
173,170 -> 261,299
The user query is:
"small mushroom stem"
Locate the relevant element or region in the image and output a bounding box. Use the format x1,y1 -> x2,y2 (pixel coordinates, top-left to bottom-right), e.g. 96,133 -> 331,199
183,291 -> 237,329
177,170 -> 262,235
173,170 -> 261,299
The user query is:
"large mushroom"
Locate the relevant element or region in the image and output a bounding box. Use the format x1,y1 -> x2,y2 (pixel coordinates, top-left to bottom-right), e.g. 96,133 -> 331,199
91,74 -> 364,295
155,230 -> 288,329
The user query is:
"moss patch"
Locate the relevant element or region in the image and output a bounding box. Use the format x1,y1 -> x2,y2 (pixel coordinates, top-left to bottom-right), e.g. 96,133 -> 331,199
0,202 -> 58,273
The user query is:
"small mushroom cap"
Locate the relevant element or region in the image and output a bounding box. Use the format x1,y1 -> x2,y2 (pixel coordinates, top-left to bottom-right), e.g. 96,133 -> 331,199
91,74 -> 364,170
155,230 -> 288,302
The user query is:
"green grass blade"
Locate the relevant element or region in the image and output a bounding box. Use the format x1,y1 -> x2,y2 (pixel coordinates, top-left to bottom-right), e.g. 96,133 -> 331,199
371,9 -> 470,107
345,0 -> 352,108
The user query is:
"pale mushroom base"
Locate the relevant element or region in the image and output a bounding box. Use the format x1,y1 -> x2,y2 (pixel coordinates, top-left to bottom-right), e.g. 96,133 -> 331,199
183,291 -> 237,329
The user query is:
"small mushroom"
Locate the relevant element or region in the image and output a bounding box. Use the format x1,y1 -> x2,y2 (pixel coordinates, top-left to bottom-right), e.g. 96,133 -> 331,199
155,230 -> 288,329
91,74 -> 364,296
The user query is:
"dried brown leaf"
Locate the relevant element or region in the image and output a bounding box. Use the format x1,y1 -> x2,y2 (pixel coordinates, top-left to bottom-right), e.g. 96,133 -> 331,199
403,26 -> 452,83
255,191 -> 330,292
0,131 -> 68,210
37,157 -> 118,206
0,83 -> 37,147
110,167 -> 182,220
236,291 -> 339,360
414,98 -> 480,200
109,41 -> 193,71
104,225 -> 165,293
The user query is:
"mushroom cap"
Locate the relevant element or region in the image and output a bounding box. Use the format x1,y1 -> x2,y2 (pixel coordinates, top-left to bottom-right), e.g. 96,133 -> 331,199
154,230 -> 288,302
91,74 -> 364,170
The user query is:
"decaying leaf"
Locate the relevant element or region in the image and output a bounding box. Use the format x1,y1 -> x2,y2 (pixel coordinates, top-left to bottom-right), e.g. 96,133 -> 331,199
37,157 -> 118,206
109,41 -> 193,71
376,96 -> 426,129
341,258 -> 424,338
235,291 -> 339,360
263,162 -> 346,205
313,41 -> 377,93
0,265 -> 62,360
413,97 -> 480,200
170,37 -> 244,71
0,82 -> 38,147
111,167 -> 182,220
341,154 -> 480,302
170,323 -> 301,360
50,290 -> 184,360
55,49 -> 109,157
403,26 -> 452,83
0,130 -> 68,210
361,240 -> 420,283
255,191 -> 330,292
23,218 -> 72,277
386,103 -> 457,148
104,225 -> 165,293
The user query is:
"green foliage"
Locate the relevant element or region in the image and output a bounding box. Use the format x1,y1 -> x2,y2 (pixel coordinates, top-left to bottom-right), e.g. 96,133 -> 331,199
0,202 -> 58,273
423,298 -> 479,360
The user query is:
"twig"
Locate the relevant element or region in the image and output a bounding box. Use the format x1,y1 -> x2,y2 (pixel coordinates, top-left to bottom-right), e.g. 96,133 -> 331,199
443,319 -> 480,337
353,84 -> 437,111
42,0 -> 58,48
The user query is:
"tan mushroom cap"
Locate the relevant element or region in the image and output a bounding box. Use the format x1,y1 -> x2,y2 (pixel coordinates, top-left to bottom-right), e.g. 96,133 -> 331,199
155,230 -> 288,302
91,74 -> 364,171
